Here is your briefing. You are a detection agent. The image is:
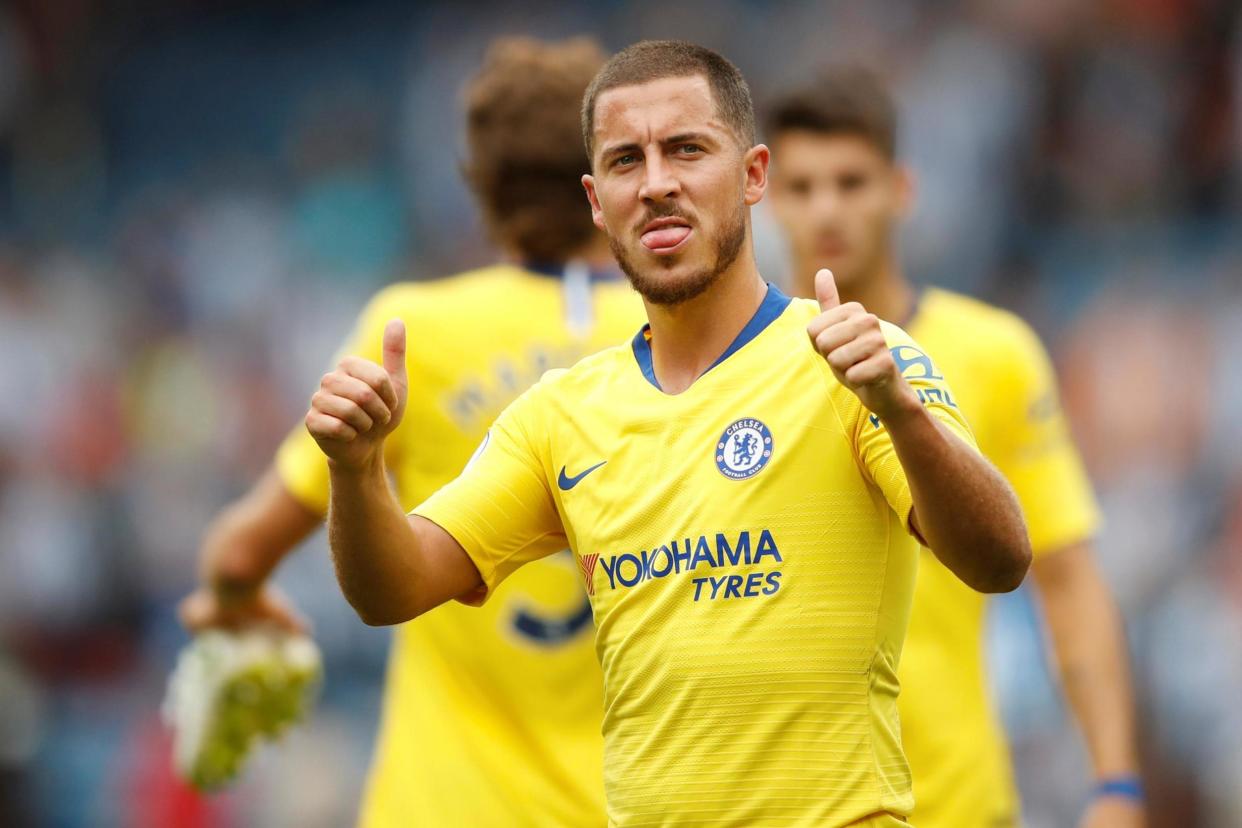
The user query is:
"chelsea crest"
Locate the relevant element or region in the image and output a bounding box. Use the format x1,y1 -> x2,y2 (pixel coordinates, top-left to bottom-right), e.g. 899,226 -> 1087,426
715,418 -> 773,480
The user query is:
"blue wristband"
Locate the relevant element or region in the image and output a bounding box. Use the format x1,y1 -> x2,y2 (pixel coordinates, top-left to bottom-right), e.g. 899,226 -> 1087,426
1093,777 -> 1144,801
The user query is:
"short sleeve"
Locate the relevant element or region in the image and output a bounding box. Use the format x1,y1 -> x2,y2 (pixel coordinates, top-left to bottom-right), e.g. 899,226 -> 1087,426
413,385 -> 567,600
852,321 -> 978,529
274,285 -> 410,516
988,323 -> 1100,555
275,423 -> 332,515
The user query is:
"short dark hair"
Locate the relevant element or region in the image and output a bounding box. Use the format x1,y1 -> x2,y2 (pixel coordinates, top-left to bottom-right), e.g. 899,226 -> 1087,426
765,65 -> 897,159
462,36 -> 605,262
581,40 -> 756,160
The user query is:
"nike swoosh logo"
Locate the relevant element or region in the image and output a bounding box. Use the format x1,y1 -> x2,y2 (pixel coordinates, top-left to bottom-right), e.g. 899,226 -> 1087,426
558,461 -> 606,491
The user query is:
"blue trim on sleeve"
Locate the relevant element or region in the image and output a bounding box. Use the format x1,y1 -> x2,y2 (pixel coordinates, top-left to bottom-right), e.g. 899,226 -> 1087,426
630,282 -> 792,391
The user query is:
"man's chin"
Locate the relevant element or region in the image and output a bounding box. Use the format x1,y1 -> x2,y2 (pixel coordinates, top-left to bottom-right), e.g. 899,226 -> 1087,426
626,264 -> 719,306
611,210 -> 745,307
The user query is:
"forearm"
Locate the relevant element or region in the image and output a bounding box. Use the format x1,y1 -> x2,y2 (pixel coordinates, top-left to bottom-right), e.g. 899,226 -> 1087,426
1033,545 -> 1140,779
884,401 -> 1031,592
327,457 -> 426,625
201,469 -> 320,593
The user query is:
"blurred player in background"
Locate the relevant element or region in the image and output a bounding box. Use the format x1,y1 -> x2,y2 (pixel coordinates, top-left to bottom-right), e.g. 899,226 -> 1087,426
766,67 -> 1143,828
179,36 -> 644,827
307,40 -> 1031,827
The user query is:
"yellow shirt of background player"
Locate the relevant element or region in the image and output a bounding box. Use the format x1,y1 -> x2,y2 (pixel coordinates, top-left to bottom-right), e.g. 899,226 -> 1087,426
898,288 -> 1101,828
276,264 -> 644,828
417,286 -> 978,828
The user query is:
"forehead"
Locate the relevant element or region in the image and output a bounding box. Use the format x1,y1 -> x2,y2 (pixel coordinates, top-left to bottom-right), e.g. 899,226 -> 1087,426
772,130 -> 891,173
592,75 -> 726,149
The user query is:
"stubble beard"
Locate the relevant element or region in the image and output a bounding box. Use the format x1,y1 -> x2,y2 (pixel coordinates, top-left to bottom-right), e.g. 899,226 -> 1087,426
610,202 -> 748,306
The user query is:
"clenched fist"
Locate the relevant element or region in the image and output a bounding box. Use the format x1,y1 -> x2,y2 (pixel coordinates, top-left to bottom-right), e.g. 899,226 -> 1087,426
306,319 -> 408,470
806,268 -> 919,422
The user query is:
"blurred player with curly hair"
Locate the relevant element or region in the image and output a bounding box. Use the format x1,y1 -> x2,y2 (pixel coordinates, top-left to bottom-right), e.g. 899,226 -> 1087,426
179,36 -> 642,827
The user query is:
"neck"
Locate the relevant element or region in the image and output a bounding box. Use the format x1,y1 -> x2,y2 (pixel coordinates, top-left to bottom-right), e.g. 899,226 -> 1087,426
512,235 -> 618,272
792,254 -> 914,325
644,248 -> 767,395
578,235 -> 620,270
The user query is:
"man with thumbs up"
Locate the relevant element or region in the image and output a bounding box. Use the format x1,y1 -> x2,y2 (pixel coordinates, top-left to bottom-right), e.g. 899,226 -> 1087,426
312,41 -> 1030,827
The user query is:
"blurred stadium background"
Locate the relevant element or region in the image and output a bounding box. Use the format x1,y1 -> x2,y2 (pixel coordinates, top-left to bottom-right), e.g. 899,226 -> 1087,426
0,1 -> 1238,826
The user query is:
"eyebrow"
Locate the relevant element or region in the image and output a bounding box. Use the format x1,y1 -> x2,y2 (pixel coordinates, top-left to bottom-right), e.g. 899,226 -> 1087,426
664,132 -> 714,146
599,131 -> 718,160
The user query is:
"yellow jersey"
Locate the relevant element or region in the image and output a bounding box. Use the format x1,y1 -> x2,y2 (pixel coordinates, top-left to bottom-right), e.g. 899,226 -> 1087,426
275,264 -> 645,827
416,284 -> 976,827
899,288 -> 1100,828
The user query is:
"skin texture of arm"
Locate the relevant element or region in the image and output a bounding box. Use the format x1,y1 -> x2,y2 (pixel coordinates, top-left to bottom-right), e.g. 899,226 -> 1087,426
807,268 -> 1031,593
1032,542 -> 1146,827
178,468 -> 320,634
326,460 -> 484,626
886,403 -> 1031,593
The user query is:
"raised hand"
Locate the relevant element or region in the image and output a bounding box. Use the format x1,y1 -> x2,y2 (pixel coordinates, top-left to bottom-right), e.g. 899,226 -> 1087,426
306,319 -> 409,470
806,268 -> 918,422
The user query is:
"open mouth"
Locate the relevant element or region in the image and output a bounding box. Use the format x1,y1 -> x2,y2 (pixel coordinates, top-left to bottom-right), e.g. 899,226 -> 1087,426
640,217 -> 693,254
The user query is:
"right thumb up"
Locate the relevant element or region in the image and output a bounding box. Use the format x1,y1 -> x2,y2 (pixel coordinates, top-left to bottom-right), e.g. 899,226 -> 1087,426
382,319 -> 408,422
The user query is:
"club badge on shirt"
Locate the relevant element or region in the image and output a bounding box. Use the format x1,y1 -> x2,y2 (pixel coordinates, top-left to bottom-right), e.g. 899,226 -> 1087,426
715,418 -> 773,480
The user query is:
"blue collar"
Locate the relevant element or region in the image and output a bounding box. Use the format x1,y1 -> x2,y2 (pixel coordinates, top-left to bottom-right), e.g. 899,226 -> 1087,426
631,282 -> 792,391
522,260 -> 621,282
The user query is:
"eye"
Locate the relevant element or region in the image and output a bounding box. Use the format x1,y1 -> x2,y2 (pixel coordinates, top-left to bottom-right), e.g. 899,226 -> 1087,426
839,172 -> 866,191
613,153 -> 638,168
786,178 -> 811,197
678,144 -> 702,156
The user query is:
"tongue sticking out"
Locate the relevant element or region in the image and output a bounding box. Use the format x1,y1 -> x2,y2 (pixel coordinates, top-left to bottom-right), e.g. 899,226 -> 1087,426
641,225 -> 691,251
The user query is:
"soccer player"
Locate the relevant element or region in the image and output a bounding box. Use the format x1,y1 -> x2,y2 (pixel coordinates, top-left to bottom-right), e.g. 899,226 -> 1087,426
178,37 -> 645,826
765,68 -> 1143,827
308,40 -> 1031,827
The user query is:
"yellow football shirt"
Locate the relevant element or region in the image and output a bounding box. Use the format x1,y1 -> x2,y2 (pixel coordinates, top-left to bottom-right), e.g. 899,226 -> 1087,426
416,284 -> 977,827
899,288 -> 1101,828
275,264 -> 645,827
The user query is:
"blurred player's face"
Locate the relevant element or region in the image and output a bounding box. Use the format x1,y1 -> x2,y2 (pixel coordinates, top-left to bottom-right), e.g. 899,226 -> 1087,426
583,75 -> 768,305
768,131 -> 911,291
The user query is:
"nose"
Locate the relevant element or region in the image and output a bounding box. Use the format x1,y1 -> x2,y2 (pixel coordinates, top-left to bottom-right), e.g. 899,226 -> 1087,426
809,186 -> 843,222
638,153 -> 680,203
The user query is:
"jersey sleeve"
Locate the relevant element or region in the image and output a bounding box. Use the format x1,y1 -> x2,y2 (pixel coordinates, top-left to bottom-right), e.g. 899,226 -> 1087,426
987,321 -> 1100,556
413,383 -> 567,601
274,285 -> 409,516
850,321 -> 978,529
